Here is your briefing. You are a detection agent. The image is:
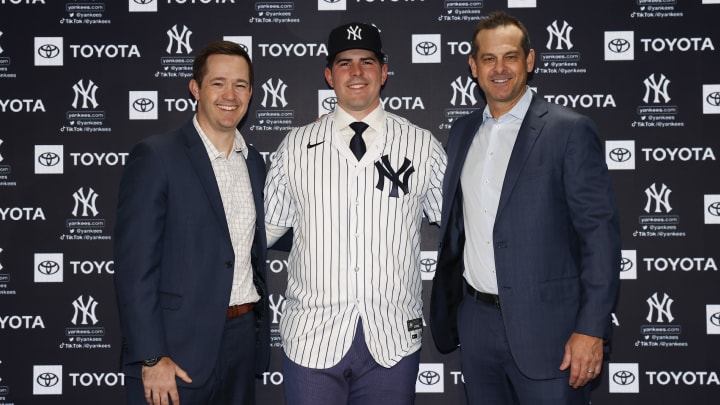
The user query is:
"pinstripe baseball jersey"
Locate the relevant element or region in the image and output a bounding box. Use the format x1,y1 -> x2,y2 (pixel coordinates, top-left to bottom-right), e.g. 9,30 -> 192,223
264,106 -> 446,369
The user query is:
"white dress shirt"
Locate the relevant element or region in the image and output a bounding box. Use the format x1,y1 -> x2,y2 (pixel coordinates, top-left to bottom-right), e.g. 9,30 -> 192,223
461,88 -> 533,295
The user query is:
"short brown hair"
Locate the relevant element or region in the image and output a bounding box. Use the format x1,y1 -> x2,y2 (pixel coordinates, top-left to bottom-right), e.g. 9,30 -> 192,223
192,40 -> 253,87
470,11 -> 532,58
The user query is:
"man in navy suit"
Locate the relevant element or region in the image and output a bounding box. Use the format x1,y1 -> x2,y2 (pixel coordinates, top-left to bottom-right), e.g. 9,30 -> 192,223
114,41 -> 269,405
430,11 -> 620,405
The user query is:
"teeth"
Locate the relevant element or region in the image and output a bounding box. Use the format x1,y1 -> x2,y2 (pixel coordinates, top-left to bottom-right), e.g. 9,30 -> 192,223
218,105 -> 237,111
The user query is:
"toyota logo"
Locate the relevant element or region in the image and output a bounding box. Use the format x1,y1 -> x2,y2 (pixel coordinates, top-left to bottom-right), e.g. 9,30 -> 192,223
706,92 -> 720,107
620,257 -> 633,272
38,260 -> 60,275
612,370 -> 636,386
36,372 -> 59,388
415,41 -> 437,56
134,0 -> 154,4
609,147 -> 632,163
417,370 -> 440,385
710,312 -> 720,327
321,96 -> 337,112
324,0 -> 341,3
607,38 -> 631,53
133,98 -> 155,113
708,201 -> 720,217
38,152 -> 60,167
37,44 -> 60,59
419,257 -> 436,273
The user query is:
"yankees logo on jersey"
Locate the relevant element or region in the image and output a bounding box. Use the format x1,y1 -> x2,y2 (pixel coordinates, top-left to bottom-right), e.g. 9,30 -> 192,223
375,155 -> 415,198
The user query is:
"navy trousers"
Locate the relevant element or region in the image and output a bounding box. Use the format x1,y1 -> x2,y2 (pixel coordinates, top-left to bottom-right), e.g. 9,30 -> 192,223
282,319 -> 420,405
125,311 -> 257,405
458,292 -> 591,405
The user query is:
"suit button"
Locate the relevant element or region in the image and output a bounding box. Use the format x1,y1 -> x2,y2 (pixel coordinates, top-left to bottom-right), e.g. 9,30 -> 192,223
225,261 -> 233,268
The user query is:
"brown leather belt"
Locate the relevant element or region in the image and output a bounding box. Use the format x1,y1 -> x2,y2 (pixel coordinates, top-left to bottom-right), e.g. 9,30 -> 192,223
226,303 -> 255,319
466,285 -> 500,309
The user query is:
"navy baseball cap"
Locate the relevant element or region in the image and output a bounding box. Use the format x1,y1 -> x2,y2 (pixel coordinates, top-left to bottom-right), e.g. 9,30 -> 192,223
326,22 -> 385,63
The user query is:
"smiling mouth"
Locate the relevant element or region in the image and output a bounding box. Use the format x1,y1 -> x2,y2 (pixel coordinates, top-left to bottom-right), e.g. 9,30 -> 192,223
217,104 -> 238,111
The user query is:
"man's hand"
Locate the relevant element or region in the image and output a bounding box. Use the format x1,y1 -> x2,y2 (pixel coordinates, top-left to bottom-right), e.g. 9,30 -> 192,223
142,357 -> 192,405
559,332 -> 603,389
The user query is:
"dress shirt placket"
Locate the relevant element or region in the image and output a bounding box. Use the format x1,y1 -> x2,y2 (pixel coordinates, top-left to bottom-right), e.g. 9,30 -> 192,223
480,122 -> 503,288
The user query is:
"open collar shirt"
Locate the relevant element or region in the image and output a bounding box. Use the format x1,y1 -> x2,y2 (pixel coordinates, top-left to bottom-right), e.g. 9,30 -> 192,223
264,105 -> 446,369
194,115 -> 260,306
460,88 -> 532,295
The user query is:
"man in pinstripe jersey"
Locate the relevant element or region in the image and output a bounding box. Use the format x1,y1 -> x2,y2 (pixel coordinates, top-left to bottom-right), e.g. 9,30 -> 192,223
264,22 -> 447,405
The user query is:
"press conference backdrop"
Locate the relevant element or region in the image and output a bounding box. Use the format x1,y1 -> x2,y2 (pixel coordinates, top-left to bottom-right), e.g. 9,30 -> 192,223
1,0 -> 719,404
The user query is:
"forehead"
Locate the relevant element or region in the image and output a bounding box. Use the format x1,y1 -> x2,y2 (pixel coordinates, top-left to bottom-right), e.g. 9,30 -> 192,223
333,48 -> 379,62
203,54 -> 250,79
476,25 -> 524,53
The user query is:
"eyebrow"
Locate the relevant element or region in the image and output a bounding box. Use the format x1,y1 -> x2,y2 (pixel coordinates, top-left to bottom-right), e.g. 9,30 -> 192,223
207,76 -> 250,84
479,50 -> 521,58
334,56 -> 378,65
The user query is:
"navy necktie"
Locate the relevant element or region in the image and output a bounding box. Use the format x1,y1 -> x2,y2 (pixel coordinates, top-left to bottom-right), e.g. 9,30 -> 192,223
349,121 -> 369,160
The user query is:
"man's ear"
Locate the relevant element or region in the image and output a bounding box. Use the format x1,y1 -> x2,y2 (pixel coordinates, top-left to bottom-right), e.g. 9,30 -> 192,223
324,67 -> 334,88
189,79 -> 200,100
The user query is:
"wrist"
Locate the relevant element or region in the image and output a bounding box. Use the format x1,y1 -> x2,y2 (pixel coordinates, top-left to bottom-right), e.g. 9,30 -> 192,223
141,357 -> 163,367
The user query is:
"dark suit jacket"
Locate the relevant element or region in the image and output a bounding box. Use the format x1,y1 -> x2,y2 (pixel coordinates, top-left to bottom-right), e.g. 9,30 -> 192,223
113,120 -> 270,385
430,93 -> 621,379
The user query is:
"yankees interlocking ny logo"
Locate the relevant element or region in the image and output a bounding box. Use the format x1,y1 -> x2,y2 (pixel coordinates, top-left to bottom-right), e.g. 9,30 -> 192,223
347,25 -> 362,41
374,155 -> 415,198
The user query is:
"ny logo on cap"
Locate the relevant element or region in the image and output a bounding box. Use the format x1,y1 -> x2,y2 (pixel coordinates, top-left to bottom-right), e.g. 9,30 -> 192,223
347,25 -> 363,41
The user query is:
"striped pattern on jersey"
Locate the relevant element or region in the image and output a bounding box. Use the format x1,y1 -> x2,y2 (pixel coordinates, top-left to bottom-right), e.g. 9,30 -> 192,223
264,110 -> 446,369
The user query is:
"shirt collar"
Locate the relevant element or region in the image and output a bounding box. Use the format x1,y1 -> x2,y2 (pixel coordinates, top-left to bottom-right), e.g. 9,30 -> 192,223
482,86 -> 533,122
193,114 -> 248,160
333,104 -> 386,133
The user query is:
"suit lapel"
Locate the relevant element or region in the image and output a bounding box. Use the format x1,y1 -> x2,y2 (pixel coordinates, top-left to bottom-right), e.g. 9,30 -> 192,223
182,121 -> 231,240
446,112 -> 483,198
439,110 -> 482,238
496,95 -> 547,219
244,146 -> 265,273
245,148 -> 264,213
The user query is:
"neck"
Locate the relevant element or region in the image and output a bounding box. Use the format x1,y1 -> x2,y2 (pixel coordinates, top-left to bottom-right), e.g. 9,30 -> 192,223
197,118 -> 235,156
488,88 -> 528,119
205,128 -> 235,156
